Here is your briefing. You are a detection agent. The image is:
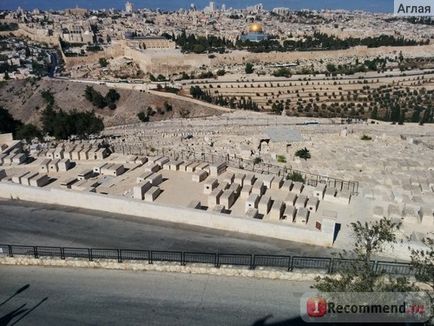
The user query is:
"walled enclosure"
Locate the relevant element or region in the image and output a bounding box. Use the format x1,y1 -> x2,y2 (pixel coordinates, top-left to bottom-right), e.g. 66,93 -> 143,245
0,182 -> 335,247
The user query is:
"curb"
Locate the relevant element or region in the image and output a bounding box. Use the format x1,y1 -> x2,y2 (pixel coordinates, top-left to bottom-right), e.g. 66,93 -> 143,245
0,256 -> 327,281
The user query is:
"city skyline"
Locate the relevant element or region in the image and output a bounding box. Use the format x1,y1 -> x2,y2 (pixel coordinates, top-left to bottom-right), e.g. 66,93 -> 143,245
1,0 -> 394,13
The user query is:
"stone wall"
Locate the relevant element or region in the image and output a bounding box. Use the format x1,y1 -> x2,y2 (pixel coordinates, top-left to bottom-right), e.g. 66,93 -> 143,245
0,182 -> 335,246
0,256 -> 326,281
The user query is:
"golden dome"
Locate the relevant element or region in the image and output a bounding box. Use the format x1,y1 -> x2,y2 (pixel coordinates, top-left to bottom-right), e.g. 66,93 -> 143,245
249,23 -> 263,33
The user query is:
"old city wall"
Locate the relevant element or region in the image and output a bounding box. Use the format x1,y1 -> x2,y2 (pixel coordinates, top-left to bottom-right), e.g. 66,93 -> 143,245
62,41 -> 124,68
124,46 -> 210,74
2,24 -> 60,46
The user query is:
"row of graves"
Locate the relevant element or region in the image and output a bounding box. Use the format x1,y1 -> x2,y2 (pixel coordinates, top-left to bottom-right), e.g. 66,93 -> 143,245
203,171 -> 350,227
0,146 -> 27,167
132,158 -> 226,203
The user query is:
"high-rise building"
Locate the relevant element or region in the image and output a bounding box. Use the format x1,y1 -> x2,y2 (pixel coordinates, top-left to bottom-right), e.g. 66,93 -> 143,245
204,1 -> 217,12
272,7 -> 290,15
209,1 -> 216,12
221,4 -> 226,11
125,1 -> 133,13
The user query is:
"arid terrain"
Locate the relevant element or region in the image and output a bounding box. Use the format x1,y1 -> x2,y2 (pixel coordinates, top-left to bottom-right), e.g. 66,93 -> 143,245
0,79 -> 224,127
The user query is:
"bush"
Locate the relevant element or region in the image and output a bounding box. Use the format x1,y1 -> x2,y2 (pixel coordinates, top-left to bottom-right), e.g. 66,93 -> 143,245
41,106 -> 104,139
361,134 -> 372,140
137,111 -> 149,122
295,147 -> 311,160
84,86 -> 120,109
273,67 -> 291,78
16,124 -> 42,142
276,155 -> 287,163
99,58 -> 109,67
41,89 -> 55,106
286,172 -> 305,183
245,63 -> 254,74
0,106 -> 22,134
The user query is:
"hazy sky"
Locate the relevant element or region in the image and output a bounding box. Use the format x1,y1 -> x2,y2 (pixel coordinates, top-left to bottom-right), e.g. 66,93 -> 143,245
1,0 -> 393,12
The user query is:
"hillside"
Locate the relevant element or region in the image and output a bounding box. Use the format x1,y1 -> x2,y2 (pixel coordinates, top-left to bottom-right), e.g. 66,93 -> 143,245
0,79 -> 223,127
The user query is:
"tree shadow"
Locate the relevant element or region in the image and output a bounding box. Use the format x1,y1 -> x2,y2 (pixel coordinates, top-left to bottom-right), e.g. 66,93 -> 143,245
0,285 -> 30,307
0,284 -> 48,326
0,304 -> 27,326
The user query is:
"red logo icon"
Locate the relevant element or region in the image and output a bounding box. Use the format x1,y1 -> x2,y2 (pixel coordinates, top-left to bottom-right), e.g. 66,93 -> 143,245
306,297 -> 327,317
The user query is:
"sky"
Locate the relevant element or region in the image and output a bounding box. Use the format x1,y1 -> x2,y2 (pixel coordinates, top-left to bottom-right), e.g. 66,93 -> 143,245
0,0 -> 394,13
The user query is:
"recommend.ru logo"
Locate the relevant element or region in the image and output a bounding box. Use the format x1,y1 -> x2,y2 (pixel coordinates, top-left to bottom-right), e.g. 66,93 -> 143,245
301,292 -> 431,323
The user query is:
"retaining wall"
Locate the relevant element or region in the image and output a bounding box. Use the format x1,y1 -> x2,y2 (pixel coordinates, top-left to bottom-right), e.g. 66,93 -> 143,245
0,256 -> 325,281
0,182 -> 334,246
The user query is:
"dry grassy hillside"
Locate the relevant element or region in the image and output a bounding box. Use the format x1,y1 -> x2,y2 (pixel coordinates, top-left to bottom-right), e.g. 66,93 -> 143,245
0,79 -> 223,127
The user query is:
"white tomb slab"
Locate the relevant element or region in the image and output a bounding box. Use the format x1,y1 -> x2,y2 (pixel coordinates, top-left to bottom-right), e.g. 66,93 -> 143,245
144,186 -> 161,202
203,178 -> 218,194
220,190 -> 236,209
258,195 -> 272,215
269,200 -> 285,221
271,176 -> 283,190
245,193 -> 260,212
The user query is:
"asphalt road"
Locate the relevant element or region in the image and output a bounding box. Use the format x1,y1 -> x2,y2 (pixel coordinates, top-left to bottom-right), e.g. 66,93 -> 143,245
0,265 -> 311,326
0,200 -> 334,256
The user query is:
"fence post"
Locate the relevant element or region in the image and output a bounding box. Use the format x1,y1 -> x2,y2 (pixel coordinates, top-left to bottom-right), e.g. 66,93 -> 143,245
181,252 -> 186,266
88,248 -> 93,261
33,246 -> 39,259
60,247 -> 65,260
8,245 -> 13,257
250,255 -> 255,270
215,253 -> 220,268
148,250 -> 153,264
117,249 -> 122,263
328,258 -> 334,274
289,257 -> 294,271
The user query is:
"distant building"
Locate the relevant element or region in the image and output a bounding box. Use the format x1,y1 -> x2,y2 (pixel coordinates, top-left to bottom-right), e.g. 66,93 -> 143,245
204,1 -> 217,13
240,23 -> 268,42
61,23 -> 93,44
247,3 -> 263,12
125,1 -> 133,13
125,34 -> 176,49
272,7 -> 290,15
65,7 -> 88,17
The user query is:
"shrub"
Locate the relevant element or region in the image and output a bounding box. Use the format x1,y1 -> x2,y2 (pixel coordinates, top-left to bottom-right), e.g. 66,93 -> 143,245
99,58 -> 109,67
295,147 -> 311,160
137,111 -> 149,122
276,155 -> 287,163
286,172 -> 305,183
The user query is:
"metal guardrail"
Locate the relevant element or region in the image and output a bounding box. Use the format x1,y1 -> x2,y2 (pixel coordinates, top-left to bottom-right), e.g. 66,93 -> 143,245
0,244 -> 414,276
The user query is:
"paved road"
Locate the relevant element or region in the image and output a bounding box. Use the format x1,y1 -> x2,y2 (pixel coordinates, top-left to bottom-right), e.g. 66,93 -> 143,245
0,200 -> 334,256
0,265 -> 311,326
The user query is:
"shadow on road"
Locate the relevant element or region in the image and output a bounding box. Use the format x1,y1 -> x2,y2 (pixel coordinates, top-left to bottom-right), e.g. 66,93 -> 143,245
0,285 -> 30,307
0,285 -> 48,326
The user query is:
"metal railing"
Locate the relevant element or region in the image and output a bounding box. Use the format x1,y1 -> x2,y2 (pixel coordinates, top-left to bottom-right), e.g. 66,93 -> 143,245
110,145 -> 359,194
0,244 -> 414,276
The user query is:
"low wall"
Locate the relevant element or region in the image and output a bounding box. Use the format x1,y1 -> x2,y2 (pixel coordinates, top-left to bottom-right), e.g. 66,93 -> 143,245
0,256 -> 325,281
0,182 -> 334,246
